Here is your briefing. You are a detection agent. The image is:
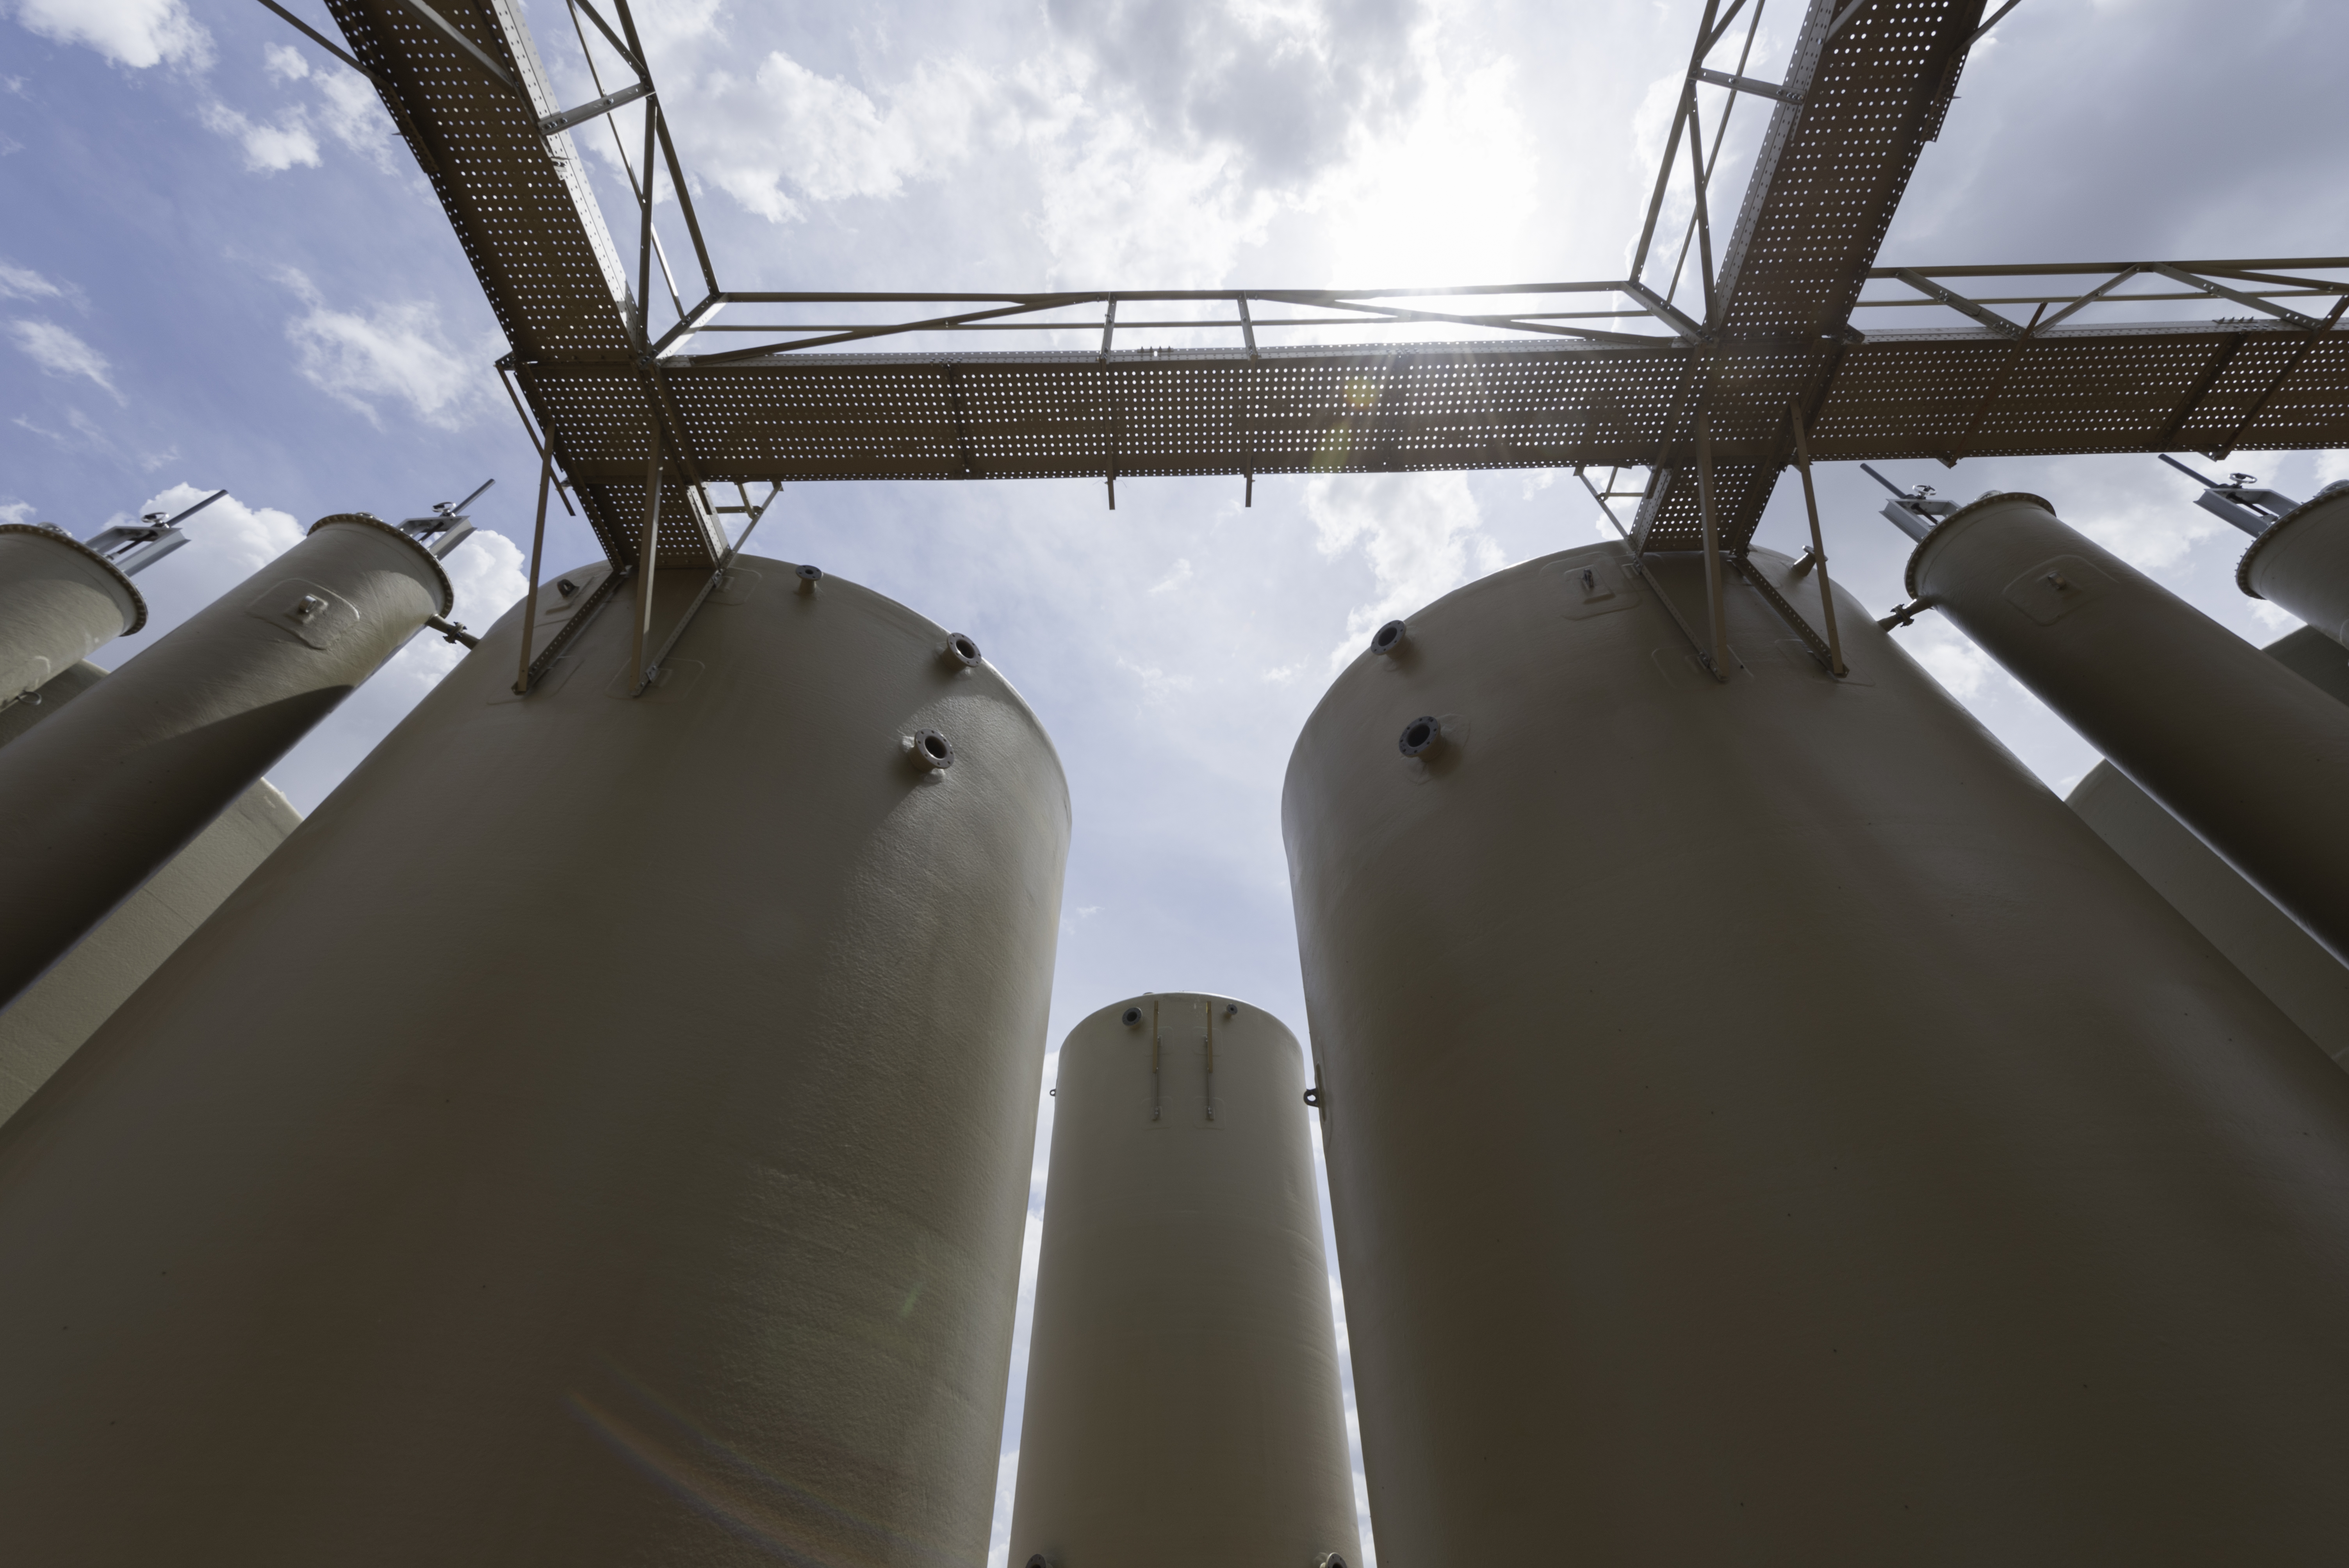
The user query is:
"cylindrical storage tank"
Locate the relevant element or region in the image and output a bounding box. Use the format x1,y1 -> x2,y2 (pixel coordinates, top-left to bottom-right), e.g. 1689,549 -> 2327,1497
2240,484 -> 2349,646
0,658 -> 301,1126
2064,626 -> 2349,1072
0,557 -> 1069,1566
0,514 -> 446,1008
1284,540 -> 2349,1563
1010,993 -> 1360,1568
0,522 -> 143,704
2068,761 -> 2349,1066
1909,493 -> 2349,965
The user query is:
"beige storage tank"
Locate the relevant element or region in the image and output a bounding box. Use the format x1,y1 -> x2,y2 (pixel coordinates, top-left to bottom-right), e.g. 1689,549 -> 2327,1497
1908,492 -> 2349,965
0,660 -> 300,1124
2066,626 -> 2349,1067
0,514 -> 447,1009
0,522 -> 143,705
2240,484 -> 2349,645
0,557 -> 1070,1566
1009,993 -> 1360,1568
1284,540 -> 2349,1563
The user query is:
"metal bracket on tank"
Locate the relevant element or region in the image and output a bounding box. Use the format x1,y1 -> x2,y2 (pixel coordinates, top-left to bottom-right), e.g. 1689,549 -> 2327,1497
1626,554 -> 1729,680
627,483 -> 782,697
519,563 -> 629,695
1204,1001 -> 1216,1123
1585,460 -> 1738,681
1732,554 -> 1839,673
1877,596 -> 1935,632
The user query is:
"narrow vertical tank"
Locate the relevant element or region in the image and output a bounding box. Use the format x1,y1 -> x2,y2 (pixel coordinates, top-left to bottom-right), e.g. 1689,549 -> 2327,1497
1009,993 -> 1360,1568
0,522 -> 143,704
1284,540 -> 2349,1563
2066,626 -> 2349,1067
0,558 -> 1070,1566
2240,485 -> 2349,645
0,659 -> 300,1124
2069,761 -> 2349,1064
0,514 -> 447,1007
1908,492 -> 2349,964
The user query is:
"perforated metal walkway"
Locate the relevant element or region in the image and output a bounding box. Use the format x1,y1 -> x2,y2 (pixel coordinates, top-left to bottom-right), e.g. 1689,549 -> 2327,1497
319,0 -> 2349,568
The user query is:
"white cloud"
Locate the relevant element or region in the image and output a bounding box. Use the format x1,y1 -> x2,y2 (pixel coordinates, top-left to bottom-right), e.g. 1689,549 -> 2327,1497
986,1445 -> 1020,1568
1311,50 -> 1531,285
201,101 -> 323,173
9,0 -> 210,70
315,70 -> 393,164
0,499 -> 32,526
279,270 -> 486,430
2249,599 -> 2302,635
654,1 -> 1478,289
1115,652 -> 1196,698
371,525 -> 528,694
1018,69 -> 1277,285
133,482 -> 305,582
2069,498 -> 2219,576
262,42 -> 308,83
0,260 -> 63,302
1308,470 -> 1502,666
687,51 -> 1005,222
7,319 -> 121,400
1906,618 -> 2010,702
1149,557 -> 1193,593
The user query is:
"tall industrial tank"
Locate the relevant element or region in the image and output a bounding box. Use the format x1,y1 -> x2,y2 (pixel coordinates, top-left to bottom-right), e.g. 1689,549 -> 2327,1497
1283,540 -> 2349,1561
1907,493 -> 2349,964
0,522 -> 143,705
2067,626 -> 2349,1066
0,514 -> 448,1008
1010,993 -> 1360,1568
2240,485 -> 2349,645
0,660 -> 299,1124
0,558 -> 1070,1566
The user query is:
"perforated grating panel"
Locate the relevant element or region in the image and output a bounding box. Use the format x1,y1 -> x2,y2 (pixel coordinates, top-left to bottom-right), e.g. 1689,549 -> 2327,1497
329,0 -> 635,362
1716,0 -> 1981,338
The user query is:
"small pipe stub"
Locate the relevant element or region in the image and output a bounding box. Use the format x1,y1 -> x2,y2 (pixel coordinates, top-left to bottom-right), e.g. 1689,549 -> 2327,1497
795,563 -> 823,593
1371,619 -> 1408,656
943,632 -> 982,667
1121,1006 -> 1143,1026
1398,715 -> 1441,757
911,728 -> 955,770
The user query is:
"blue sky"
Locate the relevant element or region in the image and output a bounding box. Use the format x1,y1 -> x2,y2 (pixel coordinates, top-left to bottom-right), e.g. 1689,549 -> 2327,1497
6,0 -> 2347,1560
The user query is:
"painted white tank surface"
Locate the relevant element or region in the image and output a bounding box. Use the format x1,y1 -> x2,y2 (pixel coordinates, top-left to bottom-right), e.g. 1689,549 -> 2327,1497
1010,993 -> 1360,1568
2069,760 -> 2349,1065
0,558 -> 1070,1566
1909,493 -> 2349,967
2241,485 -> 2349,646
1285,539 -> 2349,1563
2065,626 -> 2349,1069
0,659 -> 299,1126
0,524 -> 142,704
0,515 -> 447,1009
